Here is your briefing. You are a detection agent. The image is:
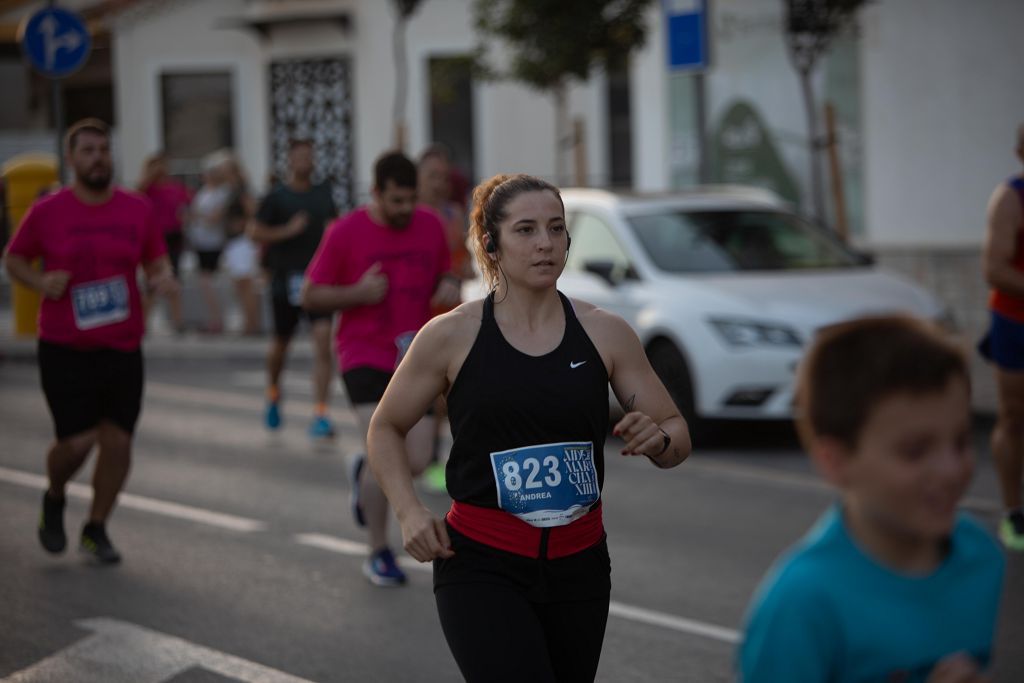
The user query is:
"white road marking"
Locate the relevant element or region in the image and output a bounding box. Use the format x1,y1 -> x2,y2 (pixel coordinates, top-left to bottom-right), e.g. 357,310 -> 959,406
607,602 -> 740,644
294,533 -> 428,573
0,617 -> 315,683
294,532 -> 739,644
0,466 -> 266,533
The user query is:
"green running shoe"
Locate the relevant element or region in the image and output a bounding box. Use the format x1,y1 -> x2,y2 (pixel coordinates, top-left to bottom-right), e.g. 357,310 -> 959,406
80,523 -> 121,565
999,514 -> 1024,552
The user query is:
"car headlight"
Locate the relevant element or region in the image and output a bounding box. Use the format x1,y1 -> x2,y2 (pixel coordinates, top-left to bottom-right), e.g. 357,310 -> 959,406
708,318 -> 802,348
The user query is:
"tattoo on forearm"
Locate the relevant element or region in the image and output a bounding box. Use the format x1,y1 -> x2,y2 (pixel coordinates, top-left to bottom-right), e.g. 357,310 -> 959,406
624,393 -> 636,412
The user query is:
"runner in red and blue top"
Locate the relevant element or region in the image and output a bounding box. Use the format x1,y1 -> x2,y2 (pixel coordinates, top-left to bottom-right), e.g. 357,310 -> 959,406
365,173 -> 692,682
980,122 -> 1024,551
3,118 -> 177,565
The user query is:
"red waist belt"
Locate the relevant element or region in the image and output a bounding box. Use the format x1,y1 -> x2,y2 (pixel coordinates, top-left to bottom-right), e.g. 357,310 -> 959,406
446,499 -> 604,560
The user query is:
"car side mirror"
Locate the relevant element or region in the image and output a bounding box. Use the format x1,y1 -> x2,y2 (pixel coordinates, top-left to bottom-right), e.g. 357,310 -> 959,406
583,260 -> 619,286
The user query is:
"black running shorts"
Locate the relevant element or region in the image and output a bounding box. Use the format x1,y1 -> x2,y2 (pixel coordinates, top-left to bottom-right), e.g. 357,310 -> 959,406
270,273 -> 331,340
164,231 -> 184,277
38,340 -> 144,439
341,366 -> 435,414
195,249 -> 222,273
341,366 -> 393,406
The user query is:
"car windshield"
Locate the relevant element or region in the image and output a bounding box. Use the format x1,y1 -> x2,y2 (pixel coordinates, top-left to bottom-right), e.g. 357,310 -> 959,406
627,209 -> 862,273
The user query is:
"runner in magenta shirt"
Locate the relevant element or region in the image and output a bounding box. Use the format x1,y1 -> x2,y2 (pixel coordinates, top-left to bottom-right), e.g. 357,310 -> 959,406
306,204 -> 451,371
303,151 -> 460,586
3,119 -> 176,566
7,186 -> 166,351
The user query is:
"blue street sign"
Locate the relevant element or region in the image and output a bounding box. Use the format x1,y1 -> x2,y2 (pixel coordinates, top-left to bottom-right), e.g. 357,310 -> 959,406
19,7 -> 92,78
665,0 -> 708,71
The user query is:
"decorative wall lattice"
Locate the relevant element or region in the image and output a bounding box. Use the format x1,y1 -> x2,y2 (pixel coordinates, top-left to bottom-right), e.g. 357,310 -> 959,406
269,57 -> 354,211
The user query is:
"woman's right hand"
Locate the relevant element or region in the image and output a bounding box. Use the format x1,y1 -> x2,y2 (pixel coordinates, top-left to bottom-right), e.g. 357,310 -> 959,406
399,505 -> 455,562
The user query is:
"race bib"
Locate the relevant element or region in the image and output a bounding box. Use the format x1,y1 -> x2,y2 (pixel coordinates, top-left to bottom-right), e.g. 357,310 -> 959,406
490,441 -> 599,527
71,276 -> 130,330
287,273 -> 304,307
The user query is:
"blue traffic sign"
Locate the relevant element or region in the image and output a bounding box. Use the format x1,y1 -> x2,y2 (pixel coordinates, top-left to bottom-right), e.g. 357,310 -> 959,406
665,0 -> 708,71
19,7 -> 92,78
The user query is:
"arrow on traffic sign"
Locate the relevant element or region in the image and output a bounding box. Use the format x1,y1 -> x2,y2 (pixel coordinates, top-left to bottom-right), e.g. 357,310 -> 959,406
38,14 -> 84,70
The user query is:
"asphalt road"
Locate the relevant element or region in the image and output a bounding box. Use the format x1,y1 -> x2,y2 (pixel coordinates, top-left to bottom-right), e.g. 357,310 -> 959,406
0,334 -> 1021,682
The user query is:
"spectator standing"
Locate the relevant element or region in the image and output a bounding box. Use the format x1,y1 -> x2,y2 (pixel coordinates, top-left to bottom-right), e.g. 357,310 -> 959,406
187,150 -> 234,334
222,154 -> 262,335
137,151 -> 190,333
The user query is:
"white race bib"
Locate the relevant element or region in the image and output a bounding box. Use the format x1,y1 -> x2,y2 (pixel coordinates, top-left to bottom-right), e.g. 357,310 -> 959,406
490,441 -> 599,528
71,276 -> 130,330
287,272 -> 304,307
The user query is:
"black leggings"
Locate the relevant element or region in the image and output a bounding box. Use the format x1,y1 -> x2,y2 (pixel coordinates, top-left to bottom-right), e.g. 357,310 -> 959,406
436,583 -> 609,683
433,526 -> 611,682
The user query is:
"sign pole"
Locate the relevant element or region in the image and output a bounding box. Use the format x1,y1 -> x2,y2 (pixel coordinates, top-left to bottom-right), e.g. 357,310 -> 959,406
665,0 -> 710,186
20,0 -> 92,184
695,71 -> 707,183
47,0 -> 65,183
53,70 -> 64,183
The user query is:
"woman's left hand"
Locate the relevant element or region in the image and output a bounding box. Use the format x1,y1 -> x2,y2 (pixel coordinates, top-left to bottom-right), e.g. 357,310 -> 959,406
613,411 -> 664,457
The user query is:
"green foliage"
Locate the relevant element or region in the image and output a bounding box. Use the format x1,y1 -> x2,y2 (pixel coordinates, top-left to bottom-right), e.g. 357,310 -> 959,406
473,0 -> 654,90
784,0 -> 871,72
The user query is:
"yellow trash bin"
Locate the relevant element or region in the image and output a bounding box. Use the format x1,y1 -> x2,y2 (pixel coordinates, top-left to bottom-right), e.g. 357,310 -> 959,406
3,153 -> 59,336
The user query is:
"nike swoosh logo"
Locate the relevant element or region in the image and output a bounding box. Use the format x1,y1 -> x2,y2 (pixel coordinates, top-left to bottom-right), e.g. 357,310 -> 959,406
570,361 -> 587,369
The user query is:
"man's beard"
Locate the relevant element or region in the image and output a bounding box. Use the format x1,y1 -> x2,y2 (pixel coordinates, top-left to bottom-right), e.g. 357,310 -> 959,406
385,211 -> 412,229
79,166 -> 112,191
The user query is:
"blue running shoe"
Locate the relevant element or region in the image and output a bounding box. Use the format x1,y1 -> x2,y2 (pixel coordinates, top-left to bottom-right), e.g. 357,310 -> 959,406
308,415 -> 335,439
363,547 -> 407,586
265,401 -> 282,430
348,453 -> 367,528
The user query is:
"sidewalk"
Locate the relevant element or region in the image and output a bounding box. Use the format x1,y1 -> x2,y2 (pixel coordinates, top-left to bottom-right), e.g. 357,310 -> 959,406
0,269 -> 315,363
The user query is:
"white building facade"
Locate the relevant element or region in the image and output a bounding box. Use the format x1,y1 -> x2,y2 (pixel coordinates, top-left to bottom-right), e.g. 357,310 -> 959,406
105,0 -> 1024,242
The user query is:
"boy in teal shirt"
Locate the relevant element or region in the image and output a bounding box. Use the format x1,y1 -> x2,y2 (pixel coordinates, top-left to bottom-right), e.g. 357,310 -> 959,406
738,316 -> 1005,682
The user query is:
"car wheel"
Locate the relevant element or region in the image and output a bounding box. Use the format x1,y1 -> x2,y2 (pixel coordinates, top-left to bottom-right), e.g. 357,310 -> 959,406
647,340 -> 704,438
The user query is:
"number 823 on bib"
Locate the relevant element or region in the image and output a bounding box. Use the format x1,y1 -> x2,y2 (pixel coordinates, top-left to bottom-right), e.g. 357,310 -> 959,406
489,441 -> 599,528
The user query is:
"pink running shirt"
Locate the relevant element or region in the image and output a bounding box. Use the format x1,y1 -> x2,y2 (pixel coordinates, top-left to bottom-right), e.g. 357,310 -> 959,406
144,180 -> 191,235
306,206 -> 451,372
6,187 -> 166,351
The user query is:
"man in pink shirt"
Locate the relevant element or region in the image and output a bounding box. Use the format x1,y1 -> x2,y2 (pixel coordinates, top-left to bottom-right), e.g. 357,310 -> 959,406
303,151 -> 459,585
3,118 -> 176,564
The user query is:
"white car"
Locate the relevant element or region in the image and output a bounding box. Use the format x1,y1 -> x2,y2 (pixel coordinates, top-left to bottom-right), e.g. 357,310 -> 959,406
467,186 -> 950,426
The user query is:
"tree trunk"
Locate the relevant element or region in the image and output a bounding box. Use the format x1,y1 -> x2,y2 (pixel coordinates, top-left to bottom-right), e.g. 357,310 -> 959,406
392,15 -> 408,150
554,81 -> 568,185
798,67 -> 826,224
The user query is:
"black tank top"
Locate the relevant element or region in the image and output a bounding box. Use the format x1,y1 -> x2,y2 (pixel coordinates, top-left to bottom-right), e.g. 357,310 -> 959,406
446,291 -> 610,508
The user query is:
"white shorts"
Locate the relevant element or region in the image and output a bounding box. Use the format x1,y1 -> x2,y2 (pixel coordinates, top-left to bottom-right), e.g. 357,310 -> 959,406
223,237 -> 259,278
